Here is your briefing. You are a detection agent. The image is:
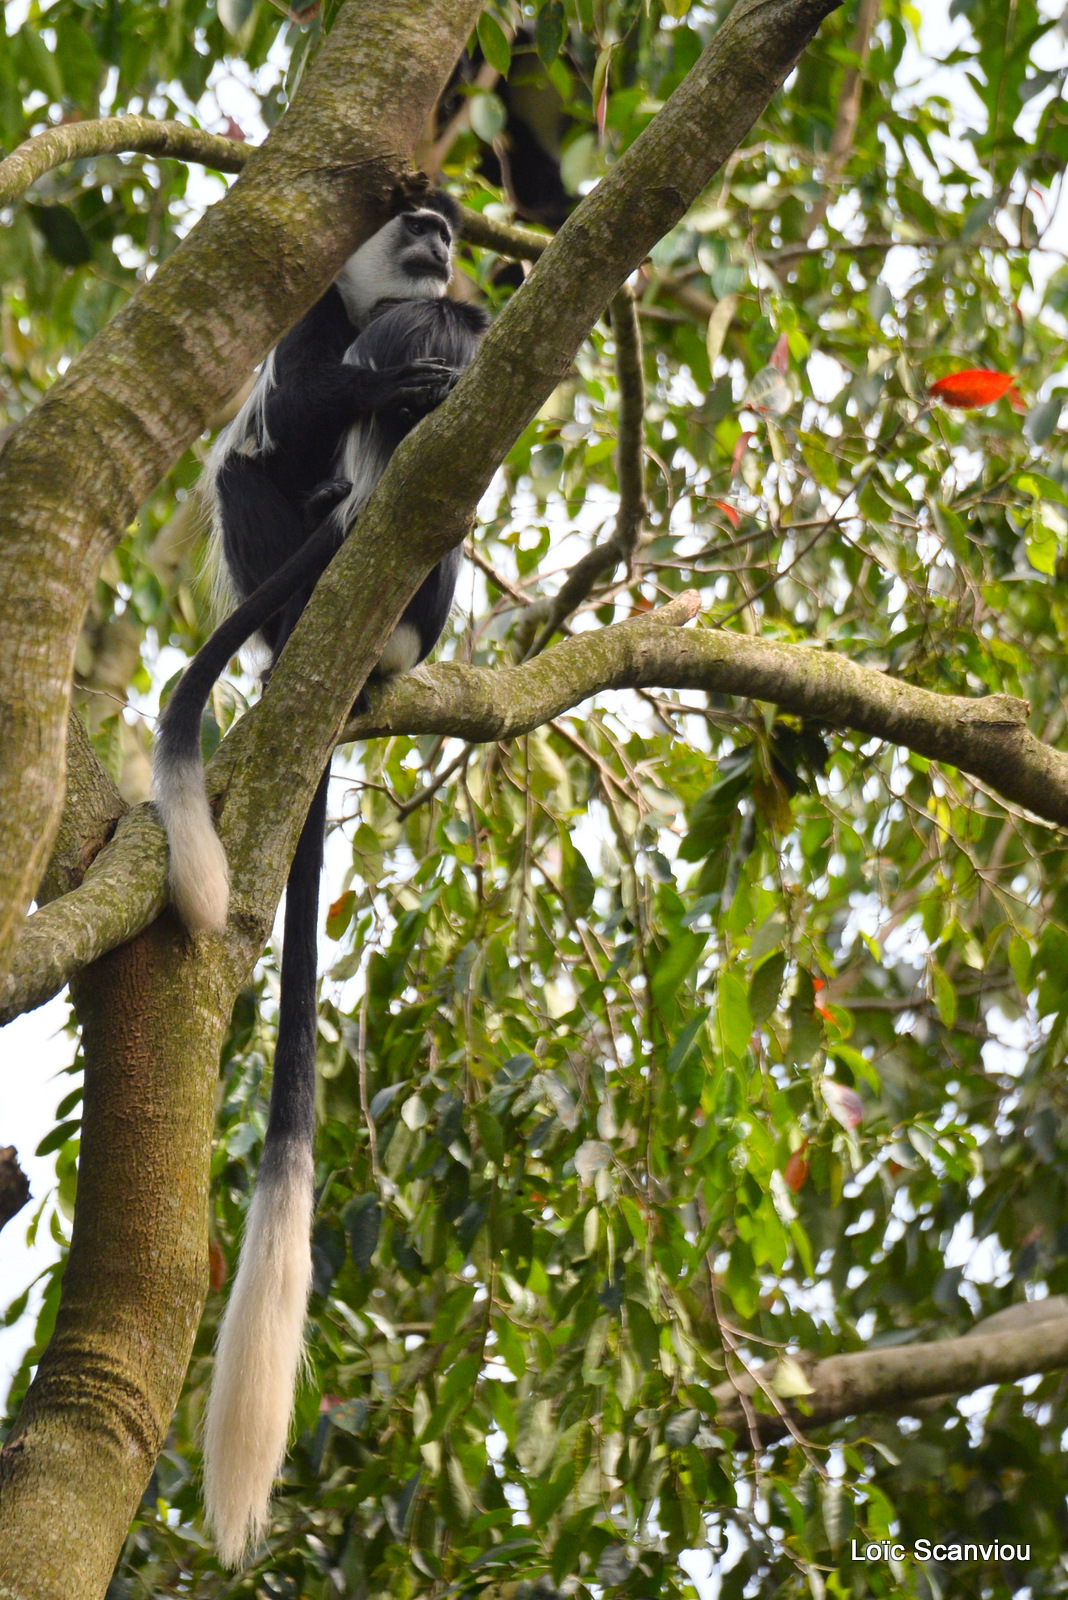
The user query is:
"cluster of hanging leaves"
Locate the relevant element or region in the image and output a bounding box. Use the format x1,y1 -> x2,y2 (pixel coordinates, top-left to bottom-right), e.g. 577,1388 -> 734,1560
6,0 -> 1068,1596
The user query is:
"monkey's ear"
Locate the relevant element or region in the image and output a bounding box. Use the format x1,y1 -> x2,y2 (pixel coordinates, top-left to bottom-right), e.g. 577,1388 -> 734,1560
391,170 -> 433,213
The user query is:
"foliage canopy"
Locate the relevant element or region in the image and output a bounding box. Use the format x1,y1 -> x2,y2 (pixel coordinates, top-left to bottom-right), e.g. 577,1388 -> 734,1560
5,0 -> 1068,1596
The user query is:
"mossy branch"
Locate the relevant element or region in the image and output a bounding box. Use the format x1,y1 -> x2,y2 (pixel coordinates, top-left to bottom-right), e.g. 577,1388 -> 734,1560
0,116 -> 249,205
215,0 -> 844,965
6,597 -> 1065,1027
0,107 -> 552,266
710,1308 -> 1068,1445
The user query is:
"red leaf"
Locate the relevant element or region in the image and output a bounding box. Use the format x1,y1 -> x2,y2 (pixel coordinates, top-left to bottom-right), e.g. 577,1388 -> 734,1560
730,430 -> 754,480
221,116 -> 246,142
928,369 -> 1017,409
784,1148 -> 809,1193
770,333 -> 790,373
711,498 -> 740,528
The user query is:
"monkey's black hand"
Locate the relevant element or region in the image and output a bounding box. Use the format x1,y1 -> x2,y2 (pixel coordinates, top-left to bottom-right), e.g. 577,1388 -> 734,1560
348,358 -> 456,418
302,477 -> 352,534
387,357 -> 460,413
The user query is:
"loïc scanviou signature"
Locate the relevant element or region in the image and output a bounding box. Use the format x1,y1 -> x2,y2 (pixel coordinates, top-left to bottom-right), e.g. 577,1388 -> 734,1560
852,1538 -> 1031,1563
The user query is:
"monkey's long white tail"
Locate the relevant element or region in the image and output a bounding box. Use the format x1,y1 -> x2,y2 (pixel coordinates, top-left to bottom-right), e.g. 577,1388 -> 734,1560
202,1137 -> 314,1568
153,745 -> 230,932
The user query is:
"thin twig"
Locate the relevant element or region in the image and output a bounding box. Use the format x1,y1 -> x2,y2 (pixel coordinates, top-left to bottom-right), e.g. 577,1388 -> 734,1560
394,744 -> 471,821
521,284 -> 647,658
801,0 -> 882,243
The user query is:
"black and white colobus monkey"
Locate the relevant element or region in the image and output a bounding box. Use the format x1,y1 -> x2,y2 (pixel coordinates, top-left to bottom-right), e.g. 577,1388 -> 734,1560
151,191 -> 487,1567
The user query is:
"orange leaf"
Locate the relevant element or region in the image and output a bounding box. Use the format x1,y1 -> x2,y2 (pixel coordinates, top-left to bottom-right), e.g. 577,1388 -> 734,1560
711,498 -> 740,528
928,369 -> 1017,409
784,1149 -> 809,1193
327,889 -> 354,923
770,332 -> 790,373
730,430 -> 754,480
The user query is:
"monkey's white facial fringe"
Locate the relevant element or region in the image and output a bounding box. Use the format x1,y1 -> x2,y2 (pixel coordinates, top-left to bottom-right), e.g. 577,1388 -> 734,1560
335,214 -> 450,325
202,1141 -> 314,1569
153,751 -> 230,933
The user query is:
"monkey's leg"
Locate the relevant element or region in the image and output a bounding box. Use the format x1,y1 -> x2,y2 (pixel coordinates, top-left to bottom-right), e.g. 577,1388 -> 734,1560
215,454 -> 310,605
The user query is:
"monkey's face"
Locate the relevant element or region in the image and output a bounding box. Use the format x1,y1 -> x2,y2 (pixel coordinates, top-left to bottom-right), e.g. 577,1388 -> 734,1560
335,210 -> 453,324
397,210 -> 453,284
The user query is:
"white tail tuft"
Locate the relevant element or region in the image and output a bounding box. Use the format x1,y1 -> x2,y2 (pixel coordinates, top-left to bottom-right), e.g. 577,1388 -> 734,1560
153,751 -> 230,932
202,1141 -> 314,1568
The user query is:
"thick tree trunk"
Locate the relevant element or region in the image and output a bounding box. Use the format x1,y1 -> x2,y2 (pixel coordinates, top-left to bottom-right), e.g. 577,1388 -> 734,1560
0,0 -> 483,989
0,920 -> 230,1599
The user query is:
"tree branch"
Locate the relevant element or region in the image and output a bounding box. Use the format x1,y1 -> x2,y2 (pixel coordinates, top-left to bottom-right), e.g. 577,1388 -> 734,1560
0,116 -> 250,206
0,0 -> 484,987
710,1312 -> 1068,1444
520,284 -> 648,658
801,0 -> 881,242
219,0 -> 844,959
7,597 -> 1068,1028
457,209 -> 551,260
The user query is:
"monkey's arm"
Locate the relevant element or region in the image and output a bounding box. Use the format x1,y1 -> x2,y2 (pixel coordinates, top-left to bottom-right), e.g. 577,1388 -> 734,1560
259,356 -> 455,454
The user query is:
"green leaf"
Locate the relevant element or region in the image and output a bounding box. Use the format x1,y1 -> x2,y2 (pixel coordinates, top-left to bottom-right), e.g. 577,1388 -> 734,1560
431,1284 -> 477,1343
492,1316 -> 526,1380
469,91 -> 507,144
477,12 -> 511,77
667,1011 -> 706,1077
325,888 -> 355,939
534,0 -> 566,66
1024,395 -> 1063,447
561,834 -> 595,919
55,17 -> 101,109
1009,934 -> 1032,996
717,970 -> 752,1059
931,961 -> 958,1029
749,950 -> 786,1026
474,1103 -> 505,1165
35,1119 -> 80,1158
343,1193 -> 381,1273
619,1196 -> 647,1249
650,929 -> 706,1007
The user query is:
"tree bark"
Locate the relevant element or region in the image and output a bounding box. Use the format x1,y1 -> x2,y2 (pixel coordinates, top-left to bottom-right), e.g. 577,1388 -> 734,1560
710,1313 -> 1068,1444
6,596 -> 1066,1031
0,920 -> 236,1599
0,0 -> 484,990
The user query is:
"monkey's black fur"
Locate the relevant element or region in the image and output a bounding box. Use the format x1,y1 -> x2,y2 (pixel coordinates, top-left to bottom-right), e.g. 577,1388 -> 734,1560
152,195 -> 487,1566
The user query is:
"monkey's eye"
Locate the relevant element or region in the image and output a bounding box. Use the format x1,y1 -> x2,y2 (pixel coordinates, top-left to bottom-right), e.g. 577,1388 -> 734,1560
407,216 -> 427,235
